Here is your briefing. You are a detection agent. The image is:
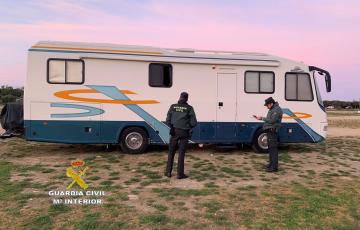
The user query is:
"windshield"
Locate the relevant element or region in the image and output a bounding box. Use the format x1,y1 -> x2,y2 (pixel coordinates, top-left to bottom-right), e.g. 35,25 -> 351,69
313,72 -> 324,108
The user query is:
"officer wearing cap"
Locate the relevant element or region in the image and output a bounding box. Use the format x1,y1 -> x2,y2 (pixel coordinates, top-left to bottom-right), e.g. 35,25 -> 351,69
254,97 -> 283,172
165,92 -> 197,179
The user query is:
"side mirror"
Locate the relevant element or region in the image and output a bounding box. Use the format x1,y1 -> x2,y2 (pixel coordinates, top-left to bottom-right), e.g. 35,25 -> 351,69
309,66 -> 331,92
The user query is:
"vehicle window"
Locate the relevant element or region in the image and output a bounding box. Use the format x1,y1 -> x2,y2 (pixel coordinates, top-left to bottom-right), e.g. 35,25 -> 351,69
149,63 -> 172,87
260,72 -> 274,93
245,71 -> 274,93
313,73 -> 324,107
285,73 -> 313,101
48,60 -> 65,83
67,61 -> 83,83
48,59 -> 84,84
285,73 -> 297,100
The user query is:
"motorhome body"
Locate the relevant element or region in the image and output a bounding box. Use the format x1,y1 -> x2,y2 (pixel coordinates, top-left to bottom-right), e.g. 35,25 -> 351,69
24,41 -> 331,153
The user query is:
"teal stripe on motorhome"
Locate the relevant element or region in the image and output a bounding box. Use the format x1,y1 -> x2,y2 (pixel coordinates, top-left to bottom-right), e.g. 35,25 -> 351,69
25,120 -> 164,144
28,48 -> 279,63
87,85 -> 171,144
50,103 -> 104,118
25,120 -> 318,145
282,108 -> 323,142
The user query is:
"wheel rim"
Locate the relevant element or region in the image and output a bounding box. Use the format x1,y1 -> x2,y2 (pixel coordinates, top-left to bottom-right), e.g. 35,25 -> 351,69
258,133 -> 268,150
125,132 -> 143,150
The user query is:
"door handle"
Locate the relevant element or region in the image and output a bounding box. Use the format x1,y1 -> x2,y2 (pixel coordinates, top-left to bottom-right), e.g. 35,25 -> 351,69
218,102 -> 223,107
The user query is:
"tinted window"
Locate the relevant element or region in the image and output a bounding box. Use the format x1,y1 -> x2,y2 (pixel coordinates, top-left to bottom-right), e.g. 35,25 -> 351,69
149,63 -> 172,87
245,71 -> 274,93
285,73 -> 297,100
260,72 -> 274,93
285,73 -> 313,101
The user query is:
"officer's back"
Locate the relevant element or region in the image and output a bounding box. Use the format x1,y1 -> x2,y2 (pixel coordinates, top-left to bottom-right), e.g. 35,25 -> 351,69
165,92 -> 197,179
166,102 -> 197,130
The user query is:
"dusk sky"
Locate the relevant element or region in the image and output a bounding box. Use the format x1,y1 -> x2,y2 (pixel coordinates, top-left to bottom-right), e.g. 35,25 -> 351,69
0,0 -> 359,100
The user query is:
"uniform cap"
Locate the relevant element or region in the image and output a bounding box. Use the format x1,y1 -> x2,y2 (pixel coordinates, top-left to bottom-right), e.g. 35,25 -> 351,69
264,97 -> 275,106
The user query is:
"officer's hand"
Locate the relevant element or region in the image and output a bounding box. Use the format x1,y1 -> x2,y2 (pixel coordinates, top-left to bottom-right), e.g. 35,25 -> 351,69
255,115 -> 263,120
189,129 -> 193,137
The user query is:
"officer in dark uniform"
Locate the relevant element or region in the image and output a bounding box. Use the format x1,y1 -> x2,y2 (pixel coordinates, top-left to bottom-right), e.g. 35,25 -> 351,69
165,92 -> 197,179
254,97 -> 283,172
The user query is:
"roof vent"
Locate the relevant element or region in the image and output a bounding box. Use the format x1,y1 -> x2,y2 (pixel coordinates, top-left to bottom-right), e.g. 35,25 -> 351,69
175,48 -> 195,53
291,66 -> 304,72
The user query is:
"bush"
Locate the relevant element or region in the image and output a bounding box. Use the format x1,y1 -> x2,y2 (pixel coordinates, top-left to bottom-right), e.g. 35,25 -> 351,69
0,85 -> 23,104
1,95 -> 17,104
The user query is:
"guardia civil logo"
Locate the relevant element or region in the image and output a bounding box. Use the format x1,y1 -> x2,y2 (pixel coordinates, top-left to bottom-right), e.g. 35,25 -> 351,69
48,159 -> 106,205
66,160 -> 89,189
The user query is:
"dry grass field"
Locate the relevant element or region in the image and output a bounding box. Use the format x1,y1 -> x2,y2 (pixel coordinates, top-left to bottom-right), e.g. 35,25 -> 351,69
0,111 -> 359,229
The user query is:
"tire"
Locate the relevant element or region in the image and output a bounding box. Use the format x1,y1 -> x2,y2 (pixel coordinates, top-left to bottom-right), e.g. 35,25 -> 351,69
251,129 -> 268,153
120,127 -> 149,154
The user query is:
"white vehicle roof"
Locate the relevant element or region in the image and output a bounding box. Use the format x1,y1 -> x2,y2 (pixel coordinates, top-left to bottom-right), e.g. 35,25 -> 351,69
30,41 -> 306,67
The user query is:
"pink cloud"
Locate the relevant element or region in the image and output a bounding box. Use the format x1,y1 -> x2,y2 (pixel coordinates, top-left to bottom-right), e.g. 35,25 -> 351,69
0,0 -> 359,99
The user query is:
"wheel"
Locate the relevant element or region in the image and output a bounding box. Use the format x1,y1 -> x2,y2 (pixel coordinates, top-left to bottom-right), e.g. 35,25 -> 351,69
120,127 -> 149,154
251,129 -> 268,153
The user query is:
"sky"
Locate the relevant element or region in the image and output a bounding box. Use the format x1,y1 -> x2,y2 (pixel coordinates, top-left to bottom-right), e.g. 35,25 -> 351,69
0,0 -> 359,100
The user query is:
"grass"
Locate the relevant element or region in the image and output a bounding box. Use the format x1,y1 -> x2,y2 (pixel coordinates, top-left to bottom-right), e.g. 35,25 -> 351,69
48,204 -> 71,215
204,182 -> 220,188
73,212 -> 127,230
256,183 -> 360,229
15,163 -> 49,173
87,176 -> 101,181
241,209 -> 256,228
221,167 -> 248,177
99,180 -> 114,186
140,213 -> 170,226
139,178 -> 169,187
0,161 -> 26,200
138,169 -> 162,179
22,204 -> 72,229
23,215 -> 53,230
139,212 -> 187,228
152,187 -> 217,198
124,177 -> 141,185
1,123 -> 360,229
201,200 -> 232,226
172,218 -> 187,226
151,203 -> 168,212
109,171 -> 120,176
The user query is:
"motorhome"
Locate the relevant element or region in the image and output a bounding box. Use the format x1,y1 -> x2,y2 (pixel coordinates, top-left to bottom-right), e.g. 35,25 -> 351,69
24,41 -> 331,153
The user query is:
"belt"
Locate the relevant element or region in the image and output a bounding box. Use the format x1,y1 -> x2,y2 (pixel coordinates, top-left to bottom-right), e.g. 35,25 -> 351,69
174,128 -> 189,131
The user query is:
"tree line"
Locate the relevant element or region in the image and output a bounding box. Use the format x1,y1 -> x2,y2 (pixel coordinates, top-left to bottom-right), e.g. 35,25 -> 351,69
0,85 -> 358,109
324,100 -> 360,109
0,86 -> 24,104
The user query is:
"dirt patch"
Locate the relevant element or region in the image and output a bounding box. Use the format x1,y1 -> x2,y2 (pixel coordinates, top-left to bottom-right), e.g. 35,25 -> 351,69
328,115 -> 360,120
327,114 -> 360,134
328,127 -> 360,137
328,120 -> 360,129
